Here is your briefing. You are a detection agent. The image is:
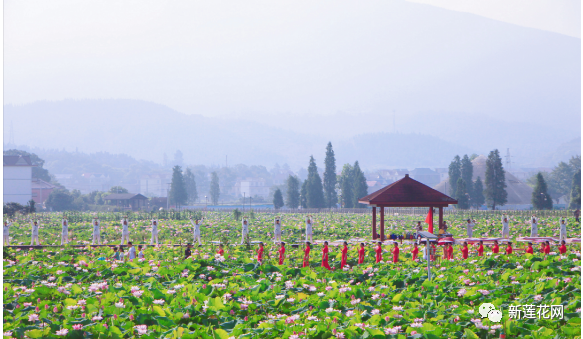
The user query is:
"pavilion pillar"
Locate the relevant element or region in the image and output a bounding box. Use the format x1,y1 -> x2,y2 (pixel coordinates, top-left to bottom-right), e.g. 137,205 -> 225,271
380,207 -> 385,241
439,206 -> 444,231
372,207 -> 377,240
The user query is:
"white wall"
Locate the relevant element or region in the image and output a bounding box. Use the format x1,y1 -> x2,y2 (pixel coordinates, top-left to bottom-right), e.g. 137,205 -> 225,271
3,166 -> 32,204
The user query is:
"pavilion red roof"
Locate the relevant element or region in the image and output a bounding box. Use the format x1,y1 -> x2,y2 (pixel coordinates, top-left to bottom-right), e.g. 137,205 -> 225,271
358,174 -> 457,207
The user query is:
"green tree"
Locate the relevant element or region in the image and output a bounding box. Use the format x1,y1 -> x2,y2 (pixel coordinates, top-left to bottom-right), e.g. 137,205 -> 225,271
469,154 -> 479,161
352,161 -> 368,208
455,178 -> 470,209
484,149 -> 507,210
3,149 -> 51,182
209,172 -> 220,205
3,202 -> 25,217
45,189 -> 74,211
471,176 -> 485,208
273,188 -> 284,209
323,142 -> 338,208
109,186 -> 129,194
169,165 -> 188,208
461,154 -> 474,197
300,180 -> 308,208
285,175 -> 300,209
548,161 -> 575,203
339,164 -> 354,208
448,155 -> 461,196
184,168 -> 198,204
532,172 -> 553,210
305,156 -> 325,208
569,169 -> 581,210
569,155 -> 581,173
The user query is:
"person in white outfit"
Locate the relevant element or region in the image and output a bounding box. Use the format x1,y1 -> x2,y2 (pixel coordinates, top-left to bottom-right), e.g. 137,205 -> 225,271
92,218 -> 101,245
31,220 -> 40,245
501,215 -> 510,238
151,219 -> 159,246
559,218 -> 568,241
61,218 -> 69,245
305,216 -> 313,243
190,218 -> 202,246
274,218 -> 282,243
4,220 -> 11,246
120,217 -> 130,245
241,218 -> 249,244
465,219 -> 474,238
530,216 -> 538,237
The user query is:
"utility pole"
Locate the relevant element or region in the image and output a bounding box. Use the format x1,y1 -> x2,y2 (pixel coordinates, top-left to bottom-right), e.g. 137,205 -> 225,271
167,182 -> 171,210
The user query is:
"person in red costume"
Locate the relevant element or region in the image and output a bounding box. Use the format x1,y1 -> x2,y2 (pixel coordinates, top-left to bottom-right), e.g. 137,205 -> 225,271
392,242 -> 399,263
543,241 -> 551,256
321,241 -> 332,270
430,243 -> 436,261
257,242 -> 264,264
447,243 -> 454,260
525,242 -> 534,254
559,240 -> 567,254
492,240 -> 500,254
539,242 -> 546,254
217,244 -> 225,256
303,242 -> 311,268
278,242 -> 286,265
375,242 -> 383,263
476,240 -> 484,257
505,242 -> 513,255
411,243 -> 419,261
340,241 -> 348,269
358,243 -> 365,265
461,242 -> 469,259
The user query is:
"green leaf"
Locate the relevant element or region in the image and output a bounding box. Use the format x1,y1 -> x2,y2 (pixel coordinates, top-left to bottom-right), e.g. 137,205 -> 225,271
392,294 -> 402,302
64,298 -> 78,306
464,329 -> 480,339
562,326 -> 581,336
214,329 -> 231,339
24,329 -> 44,338
152,305 -> 166,316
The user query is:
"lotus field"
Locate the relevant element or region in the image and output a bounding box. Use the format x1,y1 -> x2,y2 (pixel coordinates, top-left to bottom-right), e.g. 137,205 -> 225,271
3,211 -> 582,338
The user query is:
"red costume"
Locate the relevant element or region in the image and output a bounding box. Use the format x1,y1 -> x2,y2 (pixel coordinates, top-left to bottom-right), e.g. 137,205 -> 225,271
321,245 -> 331,270
278,245 -> 285,265
525,245 -> 534,254
492,244 -> 499,254
340,245 -> 348,268
506,245 -> 513,255
544,245 -> 550,255
392,246 -> 399,263
358,246 -> 365,264
411,246 -> 419,261
461,245 -> 468,259
540,244 -> 546,253
447,245 -> 453,260
375,245 -> 383,263
477,243 -> 484,257
303,245 -> 310,268
217,248 -> 224,256
559,244 -> 567,254
257,246 -> 264,262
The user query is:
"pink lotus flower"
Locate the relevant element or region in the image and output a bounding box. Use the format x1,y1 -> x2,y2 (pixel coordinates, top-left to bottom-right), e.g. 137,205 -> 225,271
72,324 -> 82,330
129,314 -> 134,321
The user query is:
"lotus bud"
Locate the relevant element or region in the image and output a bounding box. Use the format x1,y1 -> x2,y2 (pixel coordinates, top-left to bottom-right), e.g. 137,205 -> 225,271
35,306 -> 39,312
129,314 -> 134,321
113,314 -> 117,320
53,306 -> 58,312
82,313 -> 86,318
45,304 -> 49,310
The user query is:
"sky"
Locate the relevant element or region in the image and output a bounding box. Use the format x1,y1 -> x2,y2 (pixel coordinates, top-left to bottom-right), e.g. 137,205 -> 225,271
4,0 -> 580,116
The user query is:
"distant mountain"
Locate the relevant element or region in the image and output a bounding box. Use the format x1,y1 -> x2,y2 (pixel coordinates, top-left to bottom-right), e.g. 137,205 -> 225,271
4,99 -> 476,169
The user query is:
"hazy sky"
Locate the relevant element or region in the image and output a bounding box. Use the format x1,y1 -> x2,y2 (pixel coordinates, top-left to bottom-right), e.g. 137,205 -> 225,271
4,0 -> 581,121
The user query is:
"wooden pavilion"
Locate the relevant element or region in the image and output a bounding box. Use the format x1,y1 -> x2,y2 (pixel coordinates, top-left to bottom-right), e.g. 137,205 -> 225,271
358,174 -> 457,240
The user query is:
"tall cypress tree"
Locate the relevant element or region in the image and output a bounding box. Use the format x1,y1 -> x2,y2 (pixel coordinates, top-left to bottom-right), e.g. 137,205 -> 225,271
569,169 -> 581,210
484,149 -> 507,210
461,154 -> 474,198
448,155 -> 461,196
339,163 -> 354,208
169,165 -> 188,208
306,156 -> 325,208
352,161 -> 368,208
285,175 -> 300,209
472,176 -> 485,208
532,172 -> 553,210
300,180 -> 308,208
183,168 -> 198,204
323,142 -> 338,208
273,189 -> 284,209
209,172 -> 220,205
455,178 -> 469,209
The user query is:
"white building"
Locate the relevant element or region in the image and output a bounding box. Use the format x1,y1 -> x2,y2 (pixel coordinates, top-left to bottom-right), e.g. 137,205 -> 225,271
140,173 -> 172,197
3,155 -> 34,204
236,177 -> 270,199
